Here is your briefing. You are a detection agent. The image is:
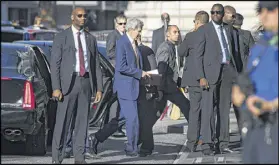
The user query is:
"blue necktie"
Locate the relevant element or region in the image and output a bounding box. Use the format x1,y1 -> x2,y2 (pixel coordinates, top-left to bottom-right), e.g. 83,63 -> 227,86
220,26 -> 230,62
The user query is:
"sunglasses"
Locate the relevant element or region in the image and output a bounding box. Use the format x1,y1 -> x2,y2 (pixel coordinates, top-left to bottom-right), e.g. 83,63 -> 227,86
210,11 -> 224,15
118,22 -> 126,25
77,14 -> 87,18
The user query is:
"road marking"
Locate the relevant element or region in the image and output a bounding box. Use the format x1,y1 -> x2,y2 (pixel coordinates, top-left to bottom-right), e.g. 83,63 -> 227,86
173,138 -> 188,164
217,157 -> 225,162
195,157 -> 202,163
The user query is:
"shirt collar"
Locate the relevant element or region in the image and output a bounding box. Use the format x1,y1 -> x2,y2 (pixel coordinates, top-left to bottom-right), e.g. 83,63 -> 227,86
72,25 -> 84,34
212,21 -> 224,29
126,33 -> 135,44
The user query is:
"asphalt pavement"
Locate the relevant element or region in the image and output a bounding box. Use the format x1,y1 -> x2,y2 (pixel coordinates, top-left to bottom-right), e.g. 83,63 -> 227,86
1,108 -> 242,164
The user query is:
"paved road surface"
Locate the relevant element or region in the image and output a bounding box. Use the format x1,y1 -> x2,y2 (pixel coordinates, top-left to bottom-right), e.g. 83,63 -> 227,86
1,108 -> 242,164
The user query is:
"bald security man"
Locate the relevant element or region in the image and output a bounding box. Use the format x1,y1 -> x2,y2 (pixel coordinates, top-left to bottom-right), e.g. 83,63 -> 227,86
51,7 -> 103,164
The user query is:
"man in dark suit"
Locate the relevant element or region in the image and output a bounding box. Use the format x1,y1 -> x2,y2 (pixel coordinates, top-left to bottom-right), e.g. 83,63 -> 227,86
105,14 -> 127,138
233,13 -> 255,68
136,34 -> 166,157
113,18 -> 150,157
156,25 -> 190,124
152,12 -> 170,54
51,8 -> 103,164
106,14 -> 127,66
194,4 -> 241,155
178,11 -> 209,152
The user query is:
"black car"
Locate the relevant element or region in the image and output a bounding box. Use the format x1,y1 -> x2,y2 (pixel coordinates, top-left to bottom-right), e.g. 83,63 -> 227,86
1,42 -> 55,155
1,42 -> 115,155
1,27 -> 58,42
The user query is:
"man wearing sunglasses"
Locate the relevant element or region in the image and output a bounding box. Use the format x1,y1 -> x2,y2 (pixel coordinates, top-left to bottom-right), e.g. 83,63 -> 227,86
106,14 -> 127,66
51,7 -> 103,164
194,3 -> 240,156
105,14 -> 127,138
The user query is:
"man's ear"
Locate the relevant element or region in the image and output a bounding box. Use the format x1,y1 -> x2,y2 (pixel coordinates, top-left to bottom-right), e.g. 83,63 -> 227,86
71,15 -> 74,21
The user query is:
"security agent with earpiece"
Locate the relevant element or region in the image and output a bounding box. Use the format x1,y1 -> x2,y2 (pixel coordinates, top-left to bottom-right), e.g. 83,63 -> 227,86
232,1 -> 278,163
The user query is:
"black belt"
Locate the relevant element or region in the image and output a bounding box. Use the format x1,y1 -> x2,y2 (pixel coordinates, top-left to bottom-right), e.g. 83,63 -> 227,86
73,72 -> 89,78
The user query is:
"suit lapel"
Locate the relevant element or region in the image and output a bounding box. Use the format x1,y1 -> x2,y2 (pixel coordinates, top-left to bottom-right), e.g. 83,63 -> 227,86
224,25 -> 233,55
85,31 -> 92,61
67,28 -> 76,58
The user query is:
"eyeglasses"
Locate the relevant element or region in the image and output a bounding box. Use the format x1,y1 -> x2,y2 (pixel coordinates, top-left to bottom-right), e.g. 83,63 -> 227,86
226,12 -> 236,18
77,14 -> 87,18
118,22 -> 126,25
210,11 -> 224,15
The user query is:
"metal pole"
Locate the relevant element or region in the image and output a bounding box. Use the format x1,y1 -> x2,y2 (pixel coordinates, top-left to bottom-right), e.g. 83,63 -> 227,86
73,1 -> 76,10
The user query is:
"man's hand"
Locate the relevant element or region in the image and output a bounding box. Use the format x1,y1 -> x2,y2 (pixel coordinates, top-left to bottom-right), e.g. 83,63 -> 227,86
52,89 -> 63,101
246,95 -> 266,116
142,71 -> 151,78
232,85 -> 246,107
199,78 -> 209,89
94,91 -> 102,103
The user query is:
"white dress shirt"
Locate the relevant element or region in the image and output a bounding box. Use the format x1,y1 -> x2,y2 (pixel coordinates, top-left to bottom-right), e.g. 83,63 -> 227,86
72,25 -> 89,72
212,21 -> 230,63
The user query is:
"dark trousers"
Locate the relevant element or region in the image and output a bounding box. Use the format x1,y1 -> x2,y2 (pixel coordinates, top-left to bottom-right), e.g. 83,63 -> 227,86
65,111 -> 90,154
164,87 -> 190,122
216,64 -> 237,149
200,83 -> 218,150
243,117 -> 278,164
52,75 -> 91,163
94,99 -> 125,143
138,86 -> 167,154
186,86 -> 202,149
108,99 -> 124,133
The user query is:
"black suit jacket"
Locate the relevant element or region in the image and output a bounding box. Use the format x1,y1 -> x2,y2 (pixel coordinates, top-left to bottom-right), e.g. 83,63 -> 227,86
237,29 -> 255,69
106,29 -> 122,66
138,44 -> 157,71
51,27 -> 103,95
178,31 -> 200,87
194,21 -> 238,84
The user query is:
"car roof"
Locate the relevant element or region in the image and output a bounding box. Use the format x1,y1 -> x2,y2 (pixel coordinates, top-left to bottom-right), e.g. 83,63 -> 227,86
1,42 -> 35,51
1,26 -> 25,33
13,40 -> 53,46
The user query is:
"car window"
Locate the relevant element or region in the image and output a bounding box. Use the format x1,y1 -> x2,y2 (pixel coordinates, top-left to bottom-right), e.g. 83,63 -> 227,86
1,46 -> 35,78
1,32 -> 23,42
33,32 -> 56,40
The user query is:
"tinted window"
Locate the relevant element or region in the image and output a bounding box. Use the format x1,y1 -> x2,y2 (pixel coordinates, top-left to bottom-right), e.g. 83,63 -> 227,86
33,32 -> 56,40
1,32 -> 23,42
1,46 -> 34,77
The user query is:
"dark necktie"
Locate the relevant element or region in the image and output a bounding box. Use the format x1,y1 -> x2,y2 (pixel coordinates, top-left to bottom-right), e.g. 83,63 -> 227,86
220,26 -> 231,62
77,32 -> 85,76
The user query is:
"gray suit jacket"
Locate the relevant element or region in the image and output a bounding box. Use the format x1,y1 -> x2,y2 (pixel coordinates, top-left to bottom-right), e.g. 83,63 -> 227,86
50,27 -> 103,95
194,21 -> 237,85
156,40 -> 179,93
178,31 -> 200,87
152,26 -> 165,54
237,29 -> 255,69
106,29 -> 122,66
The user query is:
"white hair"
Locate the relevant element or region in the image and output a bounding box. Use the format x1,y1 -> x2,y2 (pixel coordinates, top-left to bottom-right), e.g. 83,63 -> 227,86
125,18 -> 144,31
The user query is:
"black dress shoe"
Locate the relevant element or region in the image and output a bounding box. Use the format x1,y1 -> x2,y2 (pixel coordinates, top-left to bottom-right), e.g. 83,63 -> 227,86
202,149 -> 214,156
85,152 -> 101,159
139,152 -> 152,157
74,160 -> 87,164
89,135 -> 99,155
52,160 -> 61,164
126,152 -> 138,157
64,152 -> 73,158
112,130 -> 126,137
220,147 -> 234,154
